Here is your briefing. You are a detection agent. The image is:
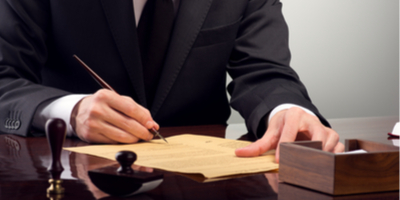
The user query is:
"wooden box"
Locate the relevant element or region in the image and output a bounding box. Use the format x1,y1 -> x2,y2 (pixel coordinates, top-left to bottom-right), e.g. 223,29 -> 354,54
279,139 -> 399,195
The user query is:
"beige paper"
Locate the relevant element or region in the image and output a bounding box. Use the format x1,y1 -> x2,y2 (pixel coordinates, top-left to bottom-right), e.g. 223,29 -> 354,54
64,134 -> 278,178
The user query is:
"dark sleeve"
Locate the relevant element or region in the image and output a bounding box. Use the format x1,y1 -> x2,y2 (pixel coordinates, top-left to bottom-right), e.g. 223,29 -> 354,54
0,0 -> 70,136
227,0 -> 329,137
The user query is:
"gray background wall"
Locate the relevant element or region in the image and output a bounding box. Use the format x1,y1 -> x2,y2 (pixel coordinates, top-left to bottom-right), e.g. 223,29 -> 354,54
227,0 -> 399,124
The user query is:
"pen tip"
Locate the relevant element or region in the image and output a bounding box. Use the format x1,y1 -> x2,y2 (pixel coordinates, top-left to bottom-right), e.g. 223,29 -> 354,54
149,128 -> 168,143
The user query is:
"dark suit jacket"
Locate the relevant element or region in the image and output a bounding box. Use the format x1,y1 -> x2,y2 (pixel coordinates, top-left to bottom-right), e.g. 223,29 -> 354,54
0,0 -> 329,137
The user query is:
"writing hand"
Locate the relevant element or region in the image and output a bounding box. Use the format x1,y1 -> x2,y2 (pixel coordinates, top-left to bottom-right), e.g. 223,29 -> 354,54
70,89 -> 159,143
235,107 -> 344,163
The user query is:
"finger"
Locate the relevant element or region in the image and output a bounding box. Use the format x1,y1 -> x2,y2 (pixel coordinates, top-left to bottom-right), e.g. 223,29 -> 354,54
333,142 -> 345,153
79,118 -> 141,143
111,95 -> 156,129
275,109 -> 302,162
98,122 -> 142,143
77,127 -> 116,144
76,95 -> 149,142
101,106 -> 153,141
75,109 -> 140,143
140,166 -> 154,173
89,90 -> 155,140
278,108 -> 301,143
91,90 -> 156,129
309,124 -> 329,149
152,121 -> 160,131
319,128 -> 340,152
79,134 -> 115,144
235,137 -> 274,157
235,114 -> 283,157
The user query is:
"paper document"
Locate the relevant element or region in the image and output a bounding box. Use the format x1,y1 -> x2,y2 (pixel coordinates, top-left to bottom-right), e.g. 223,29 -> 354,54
335,149 -> 367,154
64,134 -> 278,178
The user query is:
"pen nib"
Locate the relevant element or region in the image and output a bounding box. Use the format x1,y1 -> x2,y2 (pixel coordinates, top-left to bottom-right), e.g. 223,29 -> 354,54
150,128 -> 168,143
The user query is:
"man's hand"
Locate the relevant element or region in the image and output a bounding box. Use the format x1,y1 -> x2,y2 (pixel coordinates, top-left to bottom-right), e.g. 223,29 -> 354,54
235,107 -> 344,162
70,89 -> 159,144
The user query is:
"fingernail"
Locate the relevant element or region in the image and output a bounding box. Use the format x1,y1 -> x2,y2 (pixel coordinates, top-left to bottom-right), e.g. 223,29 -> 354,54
145,121 -> 153,129
237,146 -> 249,151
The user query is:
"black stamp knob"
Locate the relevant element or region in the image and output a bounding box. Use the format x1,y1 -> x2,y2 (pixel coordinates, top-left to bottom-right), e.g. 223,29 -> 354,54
116,151 -> 137,174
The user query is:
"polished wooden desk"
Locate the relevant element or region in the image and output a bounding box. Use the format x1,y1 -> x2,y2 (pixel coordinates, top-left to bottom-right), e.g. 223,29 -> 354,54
0,116 -> 398,200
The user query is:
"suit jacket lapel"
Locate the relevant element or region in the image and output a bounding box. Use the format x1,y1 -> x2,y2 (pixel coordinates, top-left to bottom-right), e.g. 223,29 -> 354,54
151,0 -> 214,116
100,0 -> 147,106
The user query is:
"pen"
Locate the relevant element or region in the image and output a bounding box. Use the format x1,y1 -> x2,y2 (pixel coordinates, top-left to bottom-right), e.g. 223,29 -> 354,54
73,54 -> 168,143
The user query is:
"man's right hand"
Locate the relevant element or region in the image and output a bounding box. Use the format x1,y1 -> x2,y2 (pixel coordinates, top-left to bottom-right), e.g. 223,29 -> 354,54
70,89 -> 158,144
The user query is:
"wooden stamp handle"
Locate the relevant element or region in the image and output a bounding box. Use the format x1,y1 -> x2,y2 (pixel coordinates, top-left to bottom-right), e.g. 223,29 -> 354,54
46,118 -> 66,180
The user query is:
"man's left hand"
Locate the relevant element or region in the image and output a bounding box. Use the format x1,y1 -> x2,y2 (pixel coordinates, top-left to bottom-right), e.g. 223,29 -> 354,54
235,107 -> 344,163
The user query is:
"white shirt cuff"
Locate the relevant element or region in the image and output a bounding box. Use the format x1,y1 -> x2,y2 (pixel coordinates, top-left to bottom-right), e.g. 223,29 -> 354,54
267,104 -> 316,123
32,94 -> 88,137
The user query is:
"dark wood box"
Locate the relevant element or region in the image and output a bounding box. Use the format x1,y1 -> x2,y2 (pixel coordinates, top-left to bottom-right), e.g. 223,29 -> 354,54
279,139 -> 399,195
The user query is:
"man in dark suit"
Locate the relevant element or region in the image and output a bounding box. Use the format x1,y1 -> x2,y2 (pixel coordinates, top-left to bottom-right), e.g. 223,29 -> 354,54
0,0 -> 343,162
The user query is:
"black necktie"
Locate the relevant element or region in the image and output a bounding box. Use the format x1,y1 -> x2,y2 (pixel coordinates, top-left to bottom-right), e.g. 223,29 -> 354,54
137,0 -> 175,108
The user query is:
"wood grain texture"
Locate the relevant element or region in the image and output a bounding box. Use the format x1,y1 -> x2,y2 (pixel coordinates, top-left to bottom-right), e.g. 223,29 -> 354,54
356,139 -> 399,152
279,142 -> 335,194
280,140 -> 399,195
334,140 -> 399,195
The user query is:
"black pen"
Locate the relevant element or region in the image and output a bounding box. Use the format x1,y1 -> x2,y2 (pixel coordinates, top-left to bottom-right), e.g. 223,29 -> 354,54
73,54 -> 168,143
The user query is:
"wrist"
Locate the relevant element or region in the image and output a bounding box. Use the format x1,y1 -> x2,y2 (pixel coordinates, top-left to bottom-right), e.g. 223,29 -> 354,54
268,104 -> 316,123
70,98 -> 84,135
